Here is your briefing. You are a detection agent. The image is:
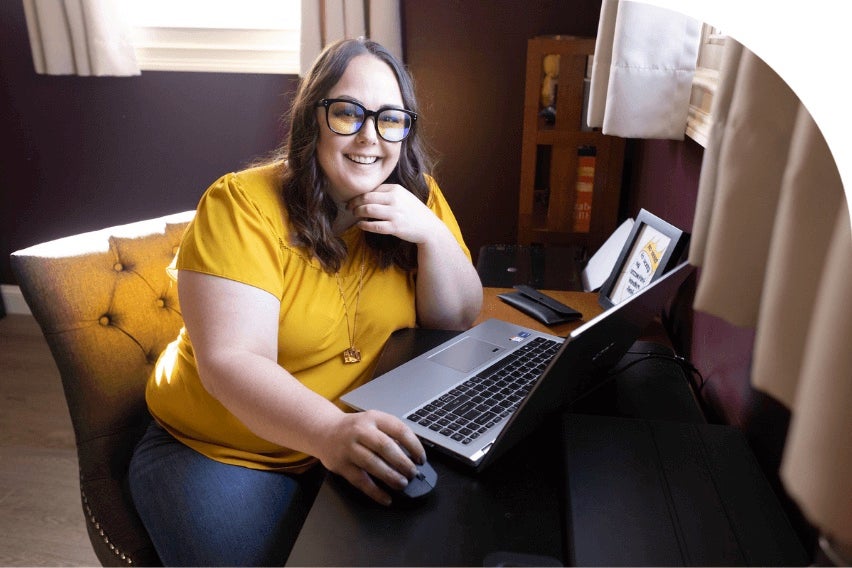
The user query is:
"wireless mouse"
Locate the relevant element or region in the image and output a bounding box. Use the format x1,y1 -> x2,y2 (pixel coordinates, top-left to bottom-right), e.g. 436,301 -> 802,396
398,458 -> 438,501
376,458 -> 438,506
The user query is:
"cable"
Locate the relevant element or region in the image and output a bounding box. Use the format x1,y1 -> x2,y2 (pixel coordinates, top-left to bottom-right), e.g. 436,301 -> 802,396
608,351 -> 707,392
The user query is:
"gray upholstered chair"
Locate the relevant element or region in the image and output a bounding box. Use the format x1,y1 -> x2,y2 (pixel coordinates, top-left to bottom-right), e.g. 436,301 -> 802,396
10,211 -> 195,566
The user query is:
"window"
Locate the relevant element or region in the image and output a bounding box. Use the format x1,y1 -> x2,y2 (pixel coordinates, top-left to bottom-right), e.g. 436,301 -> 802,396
120,0 -> 301,74
686,24 -> 726,146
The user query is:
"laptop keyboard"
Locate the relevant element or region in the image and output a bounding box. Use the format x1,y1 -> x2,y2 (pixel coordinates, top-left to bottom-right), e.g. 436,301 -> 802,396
405,337 -> 561,445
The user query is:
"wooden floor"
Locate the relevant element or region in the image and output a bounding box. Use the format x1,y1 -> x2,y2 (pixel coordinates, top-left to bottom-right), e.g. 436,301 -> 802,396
0,314 -> 99,566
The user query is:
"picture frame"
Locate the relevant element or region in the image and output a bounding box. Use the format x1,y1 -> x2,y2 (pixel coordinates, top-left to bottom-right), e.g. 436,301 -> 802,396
598,209 -> 689,309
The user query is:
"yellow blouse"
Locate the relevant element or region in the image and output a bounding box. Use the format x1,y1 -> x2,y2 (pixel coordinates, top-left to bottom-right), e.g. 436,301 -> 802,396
145,163 -> 471,472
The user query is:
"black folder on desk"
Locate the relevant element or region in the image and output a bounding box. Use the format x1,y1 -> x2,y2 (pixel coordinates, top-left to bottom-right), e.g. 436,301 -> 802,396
561,414 -> 809,566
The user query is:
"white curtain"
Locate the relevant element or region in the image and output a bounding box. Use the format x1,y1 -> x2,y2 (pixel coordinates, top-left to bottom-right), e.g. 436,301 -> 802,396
22,0 -> 140,76
689,39 -> 852,549
300,0 -> 402,75
587,0 -> 700,139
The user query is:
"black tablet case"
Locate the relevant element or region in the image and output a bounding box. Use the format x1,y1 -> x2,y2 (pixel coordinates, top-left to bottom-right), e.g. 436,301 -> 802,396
562,413 -> 809,566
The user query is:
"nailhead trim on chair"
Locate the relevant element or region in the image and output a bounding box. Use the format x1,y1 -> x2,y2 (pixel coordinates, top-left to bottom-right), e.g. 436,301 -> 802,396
82,489 -> 133,565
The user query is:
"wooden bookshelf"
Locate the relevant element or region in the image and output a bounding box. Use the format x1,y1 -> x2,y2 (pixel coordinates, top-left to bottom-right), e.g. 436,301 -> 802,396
517,36 -> 626,253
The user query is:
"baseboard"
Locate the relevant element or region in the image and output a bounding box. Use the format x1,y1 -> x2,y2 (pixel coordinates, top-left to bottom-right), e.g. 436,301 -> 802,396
1,285 -> 31,315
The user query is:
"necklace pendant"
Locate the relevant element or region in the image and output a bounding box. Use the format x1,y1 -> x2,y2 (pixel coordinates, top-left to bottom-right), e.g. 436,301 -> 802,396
343,347 -> 362,364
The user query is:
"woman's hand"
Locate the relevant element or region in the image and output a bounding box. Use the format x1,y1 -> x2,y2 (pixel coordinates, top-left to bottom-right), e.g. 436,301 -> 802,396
347,183 -> 442,244
315,409 -> 426,506
348,183 -> 483,330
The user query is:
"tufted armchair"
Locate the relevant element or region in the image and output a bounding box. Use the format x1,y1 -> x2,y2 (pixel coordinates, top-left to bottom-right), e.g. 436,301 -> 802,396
10,211 -> 195,566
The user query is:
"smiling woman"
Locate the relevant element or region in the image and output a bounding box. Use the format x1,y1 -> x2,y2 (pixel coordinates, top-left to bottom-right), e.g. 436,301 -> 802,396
125,37 -> 482,565
119,0 -> 301,74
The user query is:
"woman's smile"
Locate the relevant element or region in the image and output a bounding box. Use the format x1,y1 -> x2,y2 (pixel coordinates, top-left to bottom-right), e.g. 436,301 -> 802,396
346,153 -> 379,165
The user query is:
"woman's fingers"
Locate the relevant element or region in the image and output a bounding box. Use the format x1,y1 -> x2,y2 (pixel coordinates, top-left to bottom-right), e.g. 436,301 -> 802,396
324,410 -> 425,505
346,184 -> 439,243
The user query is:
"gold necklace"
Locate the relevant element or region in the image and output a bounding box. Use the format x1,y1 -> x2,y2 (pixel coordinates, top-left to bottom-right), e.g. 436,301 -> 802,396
335,254 -> 366,364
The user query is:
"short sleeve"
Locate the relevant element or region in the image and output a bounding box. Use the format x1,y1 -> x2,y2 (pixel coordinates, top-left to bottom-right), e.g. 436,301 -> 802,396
176,173 -> 286,299
425,176 -> 472,262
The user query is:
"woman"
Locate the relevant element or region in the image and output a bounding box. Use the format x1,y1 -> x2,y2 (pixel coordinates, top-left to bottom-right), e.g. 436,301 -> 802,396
128,37 -> 482,566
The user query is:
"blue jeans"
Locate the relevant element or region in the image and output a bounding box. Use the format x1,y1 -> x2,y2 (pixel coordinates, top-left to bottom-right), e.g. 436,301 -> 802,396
128,421 -> 323,566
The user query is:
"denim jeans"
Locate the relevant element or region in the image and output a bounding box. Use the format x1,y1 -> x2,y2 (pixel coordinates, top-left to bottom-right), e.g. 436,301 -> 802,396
128,421 -> 322,566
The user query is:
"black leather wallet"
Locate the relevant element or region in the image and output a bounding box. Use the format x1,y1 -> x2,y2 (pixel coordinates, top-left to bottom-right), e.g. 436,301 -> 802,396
497,285 -> 582,325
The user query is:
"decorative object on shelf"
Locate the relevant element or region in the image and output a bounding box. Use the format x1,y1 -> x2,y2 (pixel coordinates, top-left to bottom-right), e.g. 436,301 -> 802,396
538,53 -> 560,124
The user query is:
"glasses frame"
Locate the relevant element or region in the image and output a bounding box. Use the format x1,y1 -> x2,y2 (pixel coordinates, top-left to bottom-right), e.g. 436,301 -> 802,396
316,98 -> 417,142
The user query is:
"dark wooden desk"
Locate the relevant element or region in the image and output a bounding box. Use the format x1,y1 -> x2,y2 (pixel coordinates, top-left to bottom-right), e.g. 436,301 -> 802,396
286,290 -> 704,566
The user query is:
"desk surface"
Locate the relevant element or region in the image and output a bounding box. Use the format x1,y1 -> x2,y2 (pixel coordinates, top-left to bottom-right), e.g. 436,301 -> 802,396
286,290 -> 703,567
474,288 -> 603,336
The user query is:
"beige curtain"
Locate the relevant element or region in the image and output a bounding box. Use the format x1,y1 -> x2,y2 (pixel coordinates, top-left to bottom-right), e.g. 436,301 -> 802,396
689,39 -> 852,548
300,0 -> 402,75
587,0 -> 701,139
22,0 -> 140,76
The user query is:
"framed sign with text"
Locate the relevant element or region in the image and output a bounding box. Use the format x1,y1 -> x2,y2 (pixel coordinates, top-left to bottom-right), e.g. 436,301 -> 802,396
598,209 -> 689,309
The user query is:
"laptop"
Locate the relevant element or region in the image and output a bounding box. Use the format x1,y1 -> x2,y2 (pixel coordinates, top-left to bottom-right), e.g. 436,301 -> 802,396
341,262 -> 694,470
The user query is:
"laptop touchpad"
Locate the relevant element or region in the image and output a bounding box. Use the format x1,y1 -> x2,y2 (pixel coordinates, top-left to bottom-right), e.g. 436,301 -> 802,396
428,336 -> 504,372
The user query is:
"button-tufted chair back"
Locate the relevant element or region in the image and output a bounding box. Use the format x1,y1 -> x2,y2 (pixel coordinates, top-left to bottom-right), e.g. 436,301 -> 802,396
10,211 -> 195,567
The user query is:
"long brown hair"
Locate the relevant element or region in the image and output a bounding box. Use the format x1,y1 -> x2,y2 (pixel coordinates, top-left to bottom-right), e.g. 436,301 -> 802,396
278,38 -> 432,273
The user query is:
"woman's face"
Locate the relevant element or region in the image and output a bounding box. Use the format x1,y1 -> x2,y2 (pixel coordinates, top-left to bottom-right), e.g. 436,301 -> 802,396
316,54 -> 405,205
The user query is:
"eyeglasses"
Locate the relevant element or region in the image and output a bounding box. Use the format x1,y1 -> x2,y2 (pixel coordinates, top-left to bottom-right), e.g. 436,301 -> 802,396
316,98 -> 417,142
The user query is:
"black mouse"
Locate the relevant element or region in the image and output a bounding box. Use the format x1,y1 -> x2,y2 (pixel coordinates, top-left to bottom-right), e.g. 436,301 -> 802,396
378,458 -> 438,505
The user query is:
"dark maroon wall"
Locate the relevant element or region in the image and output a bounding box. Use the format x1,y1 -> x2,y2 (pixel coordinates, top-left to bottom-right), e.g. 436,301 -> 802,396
621,138 -> 702,229
0,1 -> 298,283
